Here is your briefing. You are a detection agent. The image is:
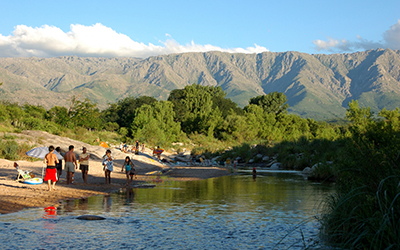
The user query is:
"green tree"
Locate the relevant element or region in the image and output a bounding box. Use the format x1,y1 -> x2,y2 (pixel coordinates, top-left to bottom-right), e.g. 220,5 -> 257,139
69,98 -> 101,130
346,100 -> 373,133
22,104 -> 47,119
102,96 -> 157,130
246,92 -> 289,115
168,84 -> 224,136
131,101 -> 182,145
47,106 -> 70,127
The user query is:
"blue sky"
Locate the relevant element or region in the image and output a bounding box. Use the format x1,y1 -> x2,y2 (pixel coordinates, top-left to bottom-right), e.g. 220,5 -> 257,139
0,0 -> 399,58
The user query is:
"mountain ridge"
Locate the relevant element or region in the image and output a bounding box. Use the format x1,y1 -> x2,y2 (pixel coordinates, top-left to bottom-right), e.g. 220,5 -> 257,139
0,48 -> 399,120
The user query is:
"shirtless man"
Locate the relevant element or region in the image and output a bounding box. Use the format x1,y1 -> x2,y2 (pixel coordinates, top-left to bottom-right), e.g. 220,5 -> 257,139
44,145 -> 59,191
64,145 -> 77,184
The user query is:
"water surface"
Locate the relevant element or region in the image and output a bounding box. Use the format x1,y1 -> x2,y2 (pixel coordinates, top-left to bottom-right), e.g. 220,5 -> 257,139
0,172 -> 333,249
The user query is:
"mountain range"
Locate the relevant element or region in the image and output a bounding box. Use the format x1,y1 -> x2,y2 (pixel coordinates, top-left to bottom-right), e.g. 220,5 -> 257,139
0,48 -> 399,120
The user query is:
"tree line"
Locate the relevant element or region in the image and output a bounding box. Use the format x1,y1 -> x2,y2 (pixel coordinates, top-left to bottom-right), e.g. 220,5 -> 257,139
0,84 -> 342,146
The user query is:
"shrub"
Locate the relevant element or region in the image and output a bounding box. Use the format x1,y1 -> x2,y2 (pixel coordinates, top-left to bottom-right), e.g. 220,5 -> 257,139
0,140 -> 19,160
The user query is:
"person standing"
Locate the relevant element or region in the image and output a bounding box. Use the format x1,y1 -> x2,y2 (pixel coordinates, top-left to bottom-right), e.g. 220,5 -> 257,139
79,147 -> 90,184
55,147 -> 63,180
64,145 -> 77,185
121,156 -> 135,186
102,149 -> 113,184
44,145 -> 59,191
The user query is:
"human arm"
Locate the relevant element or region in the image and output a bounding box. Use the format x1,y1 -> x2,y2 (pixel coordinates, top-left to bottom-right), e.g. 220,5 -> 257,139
73,154 -> 78,169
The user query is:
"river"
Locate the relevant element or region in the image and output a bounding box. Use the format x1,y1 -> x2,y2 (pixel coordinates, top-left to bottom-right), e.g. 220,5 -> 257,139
0,171 -> 333,249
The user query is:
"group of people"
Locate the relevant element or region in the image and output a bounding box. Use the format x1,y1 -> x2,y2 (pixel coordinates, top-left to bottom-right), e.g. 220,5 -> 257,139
43,145 -> 90,191
119,141 -> 146,155
102,149 -> 136,185
43,145 -> 136,190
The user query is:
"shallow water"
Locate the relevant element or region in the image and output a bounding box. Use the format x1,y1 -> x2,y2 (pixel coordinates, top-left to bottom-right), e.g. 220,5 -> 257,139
0,172 -> 333,249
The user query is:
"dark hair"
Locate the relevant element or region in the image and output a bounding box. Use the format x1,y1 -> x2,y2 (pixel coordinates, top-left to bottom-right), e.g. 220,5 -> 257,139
125,156 -> 130,161
49,145 -> 55,151
55,147 -> 61,152
106,149 -> 111,154
69,145 -> 74,150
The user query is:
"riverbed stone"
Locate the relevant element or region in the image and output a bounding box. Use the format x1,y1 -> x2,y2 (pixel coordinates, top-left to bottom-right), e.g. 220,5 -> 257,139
262,156 -> 269,161
256,154 -> 263,158
302,167 -> 313,174
270,162 -> 281,170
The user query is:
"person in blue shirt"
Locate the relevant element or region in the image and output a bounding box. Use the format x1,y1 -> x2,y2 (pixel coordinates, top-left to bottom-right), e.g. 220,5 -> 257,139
121,156 -> 135,185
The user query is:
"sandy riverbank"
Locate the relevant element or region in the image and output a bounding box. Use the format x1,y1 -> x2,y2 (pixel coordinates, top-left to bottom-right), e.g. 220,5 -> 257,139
0,154 -> 229,214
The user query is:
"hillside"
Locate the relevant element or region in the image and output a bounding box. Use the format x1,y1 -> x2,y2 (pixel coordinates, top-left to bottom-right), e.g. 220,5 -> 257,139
0,48 -> 399,120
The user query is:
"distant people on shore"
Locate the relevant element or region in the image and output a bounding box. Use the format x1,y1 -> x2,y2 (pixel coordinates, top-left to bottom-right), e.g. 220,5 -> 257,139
103,149 -> 113,184
135,140 -> 139,155
121,156 -> 135,186
79,147 -> 90,184
141,143 -> 145,153
153,146 -> 164,161
55,147 -> 63,180
64,145 -> 77,185
44,145 -> 59,191
252,167 -> 257,181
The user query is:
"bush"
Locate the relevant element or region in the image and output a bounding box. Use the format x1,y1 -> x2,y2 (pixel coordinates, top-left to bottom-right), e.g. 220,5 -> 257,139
0,140 -> 19,160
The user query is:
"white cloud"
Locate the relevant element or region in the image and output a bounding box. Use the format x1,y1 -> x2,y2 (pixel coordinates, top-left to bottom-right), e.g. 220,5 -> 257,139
313,20 -> 400,52
0,23 -> 268,58
383,20 -> 400,50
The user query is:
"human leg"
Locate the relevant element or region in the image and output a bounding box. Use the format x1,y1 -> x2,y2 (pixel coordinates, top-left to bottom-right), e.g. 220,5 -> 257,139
82,170 -> 88,184
126,172 -> 130,185
47,180 -> 52,191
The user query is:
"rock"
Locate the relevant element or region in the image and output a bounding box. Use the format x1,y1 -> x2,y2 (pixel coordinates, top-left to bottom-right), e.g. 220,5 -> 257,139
76,215 -> 106,220
262,156 -> 270,162
311,163 -> 322,171
302,167 -> 313,174
249,159 -> 254,163
211,156 -> 220,162
267,160 -> 277,167
270,162 -> 281,170
174,156 -> 191,162
256,154 -> 263,158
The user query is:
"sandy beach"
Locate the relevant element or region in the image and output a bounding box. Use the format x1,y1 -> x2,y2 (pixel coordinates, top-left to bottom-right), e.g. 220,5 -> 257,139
0,151 -> 229,214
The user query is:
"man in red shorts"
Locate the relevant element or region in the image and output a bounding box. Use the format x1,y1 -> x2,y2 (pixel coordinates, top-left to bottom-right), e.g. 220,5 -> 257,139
44,145 -> 59,191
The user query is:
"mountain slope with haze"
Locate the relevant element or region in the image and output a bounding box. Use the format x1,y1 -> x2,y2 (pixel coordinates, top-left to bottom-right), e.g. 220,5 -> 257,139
0,48 -> 399,120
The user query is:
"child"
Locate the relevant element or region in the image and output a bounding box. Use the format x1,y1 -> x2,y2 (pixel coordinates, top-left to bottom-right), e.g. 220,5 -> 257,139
121,156 -> 135,185
102,149 -> 113,184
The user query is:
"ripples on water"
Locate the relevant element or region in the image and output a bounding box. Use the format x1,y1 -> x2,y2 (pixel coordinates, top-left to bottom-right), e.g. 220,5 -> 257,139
0,172 -> 333,249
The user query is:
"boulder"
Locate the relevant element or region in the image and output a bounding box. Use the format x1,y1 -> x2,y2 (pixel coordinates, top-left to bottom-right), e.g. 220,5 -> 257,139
262,156 -> 270,162
256,154 -> 263,158
302,167 -> 313,174
77,215 -> 106,220
270,162 -> 281,170
311,163 -> 322,171
249,159 -> 254,163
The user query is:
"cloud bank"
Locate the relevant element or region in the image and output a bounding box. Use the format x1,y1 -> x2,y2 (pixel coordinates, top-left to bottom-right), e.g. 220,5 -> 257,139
313,20 -> 400,52
0,23 -> 268,58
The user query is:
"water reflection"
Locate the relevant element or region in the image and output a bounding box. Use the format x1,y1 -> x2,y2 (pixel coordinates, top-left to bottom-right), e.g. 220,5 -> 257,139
0,172 -> 333,249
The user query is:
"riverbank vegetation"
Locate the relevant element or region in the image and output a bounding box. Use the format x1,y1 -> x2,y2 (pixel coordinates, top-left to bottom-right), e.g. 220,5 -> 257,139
1,84 -> 400,248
